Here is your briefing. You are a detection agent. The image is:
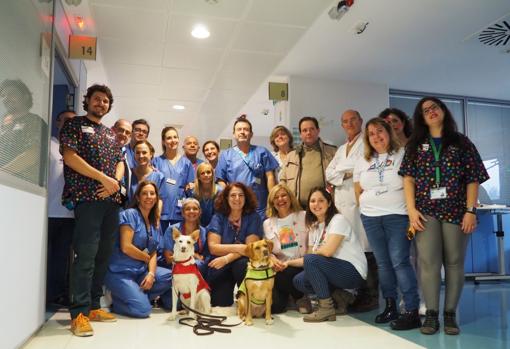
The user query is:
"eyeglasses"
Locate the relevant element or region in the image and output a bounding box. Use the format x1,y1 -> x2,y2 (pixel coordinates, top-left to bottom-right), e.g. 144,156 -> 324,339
117,128 -> 131,135
422,103 -> 440,115
133,127 -> 148,135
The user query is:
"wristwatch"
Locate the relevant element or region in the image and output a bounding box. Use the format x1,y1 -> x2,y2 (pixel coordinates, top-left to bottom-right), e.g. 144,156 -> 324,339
465,206 -> 477,215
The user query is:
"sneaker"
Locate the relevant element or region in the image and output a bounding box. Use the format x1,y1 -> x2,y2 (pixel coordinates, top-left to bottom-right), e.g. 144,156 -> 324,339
295,295 -> 313,314
71,313 -> 93,337
89,308 -> 117,322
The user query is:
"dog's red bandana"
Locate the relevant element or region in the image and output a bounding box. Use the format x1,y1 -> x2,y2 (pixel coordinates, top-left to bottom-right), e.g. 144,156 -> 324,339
172,258 -> 210,299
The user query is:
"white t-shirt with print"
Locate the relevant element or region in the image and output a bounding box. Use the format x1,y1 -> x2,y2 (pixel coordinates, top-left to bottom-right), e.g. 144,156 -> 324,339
353,147 -> 406,217
308,214 -> 367,279
264,211 -> 307,260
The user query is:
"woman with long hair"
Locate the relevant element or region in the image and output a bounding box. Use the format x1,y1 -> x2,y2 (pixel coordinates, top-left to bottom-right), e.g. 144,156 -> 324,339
153,126 -> 195,232
105,181 -> 172,318
293,187 -> 367,322
354,117 -> 420,330
269,125 -> 294,180
206,182 -> 263,307
400,97 -> 489,335
263,184 -> 310,314
192,162 -> 223,227
378,107 -> 412,146
202,140 -> 220,169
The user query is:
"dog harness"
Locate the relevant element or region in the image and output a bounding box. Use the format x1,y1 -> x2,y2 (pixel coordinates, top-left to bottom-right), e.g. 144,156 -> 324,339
173,257 -> 210,299
237,267 -> 275,305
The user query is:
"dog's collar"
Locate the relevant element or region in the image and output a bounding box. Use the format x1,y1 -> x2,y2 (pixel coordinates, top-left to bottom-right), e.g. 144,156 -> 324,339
174,256 -> 193,264
244,266 -> 275,281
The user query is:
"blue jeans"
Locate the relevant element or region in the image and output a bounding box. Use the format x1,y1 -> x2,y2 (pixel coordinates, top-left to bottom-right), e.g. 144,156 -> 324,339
360,214 -> 419,311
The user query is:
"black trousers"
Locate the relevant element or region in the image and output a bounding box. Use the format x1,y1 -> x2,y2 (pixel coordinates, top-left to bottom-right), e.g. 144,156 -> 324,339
46,217 -> 75,303
69,201 -> 119,319
207,257 -> 248,307
271,266 -> 304,313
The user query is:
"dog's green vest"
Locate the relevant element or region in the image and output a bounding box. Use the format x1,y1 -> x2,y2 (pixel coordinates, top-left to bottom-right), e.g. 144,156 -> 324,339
238,268 -> 275,305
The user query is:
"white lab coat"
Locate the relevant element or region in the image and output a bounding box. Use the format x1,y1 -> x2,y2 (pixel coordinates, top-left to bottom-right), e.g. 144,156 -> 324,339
325,135 -> 371,252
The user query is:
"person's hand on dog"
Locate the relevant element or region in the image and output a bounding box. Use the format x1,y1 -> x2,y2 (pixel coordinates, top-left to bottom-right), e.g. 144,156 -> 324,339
271,255 -> 287,272
140,273 -> 155,291
194,253 -> 204,261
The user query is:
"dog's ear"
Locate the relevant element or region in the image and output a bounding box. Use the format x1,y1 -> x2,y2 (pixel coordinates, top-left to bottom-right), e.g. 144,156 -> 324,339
266,239 -> 274,253
245,242 -> 254,259
172,228 -> 181,241
190,229 -> 200,242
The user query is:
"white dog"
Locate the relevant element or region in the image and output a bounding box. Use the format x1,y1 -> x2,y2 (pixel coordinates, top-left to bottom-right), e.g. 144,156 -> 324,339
167,228 -> 211,321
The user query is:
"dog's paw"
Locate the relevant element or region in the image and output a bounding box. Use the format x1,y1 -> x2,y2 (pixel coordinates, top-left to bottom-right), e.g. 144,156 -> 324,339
167,313 -> 177,321
245,319 -> 253,326
265,318 -> 274,325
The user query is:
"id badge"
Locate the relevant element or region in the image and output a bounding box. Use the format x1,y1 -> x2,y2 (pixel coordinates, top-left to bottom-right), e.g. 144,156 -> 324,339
177,199 -> 183,207
166,178 -> 176,185
430,187 -> 447,200
81,126 -> 95,134
373,185 -> 388,196
254,177 -> 262,185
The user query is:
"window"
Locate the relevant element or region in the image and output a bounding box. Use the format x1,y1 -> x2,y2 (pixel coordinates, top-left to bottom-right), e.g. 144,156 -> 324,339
0,0 -> 52,193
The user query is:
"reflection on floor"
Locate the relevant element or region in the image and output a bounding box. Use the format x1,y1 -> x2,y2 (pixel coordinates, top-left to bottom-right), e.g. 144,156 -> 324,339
351,282 -> 510,349
23,282 -> 509,349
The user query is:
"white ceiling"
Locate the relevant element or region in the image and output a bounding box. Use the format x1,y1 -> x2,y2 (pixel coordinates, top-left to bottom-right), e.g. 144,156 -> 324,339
275,0 -> 510,101
63,0 -> 510,141
71,0 -> 331,139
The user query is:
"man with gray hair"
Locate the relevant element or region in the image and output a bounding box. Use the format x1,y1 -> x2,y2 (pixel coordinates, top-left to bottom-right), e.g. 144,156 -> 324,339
326,109 -> 378,312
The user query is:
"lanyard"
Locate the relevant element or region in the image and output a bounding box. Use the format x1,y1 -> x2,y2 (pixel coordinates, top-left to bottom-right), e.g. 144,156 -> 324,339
429,137 -> 442,188
145,224 -> 154,248
312,224 -> 327,251
374,154 -> 388,184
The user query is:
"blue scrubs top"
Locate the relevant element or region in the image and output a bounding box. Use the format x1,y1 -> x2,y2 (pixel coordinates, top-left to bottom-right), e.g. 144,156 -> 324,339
192,184 -> 223,227
163,222 -> 209,258
153,155 -> 195,222
129,170 -> 170,219
215,145 -> 278,219
108,208 -> 162,274
207,212 -> 263,256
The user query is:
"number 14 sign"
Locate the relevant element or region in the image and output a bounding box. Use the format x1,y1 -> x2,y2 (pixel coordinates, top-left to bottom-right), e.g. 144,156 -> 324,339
69,35 -> 97,60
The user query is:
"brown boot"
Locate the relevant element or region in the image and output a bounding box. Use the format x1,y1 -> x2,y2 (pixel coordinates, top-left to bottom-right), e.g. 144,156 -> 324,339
331,289 -> 355,315
303,297 -> 336,322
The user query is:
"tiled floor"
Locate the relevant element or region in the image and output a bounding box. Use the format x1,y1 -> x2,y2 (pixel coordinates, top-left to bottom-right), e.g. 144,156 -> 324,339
22,282 -> 510,349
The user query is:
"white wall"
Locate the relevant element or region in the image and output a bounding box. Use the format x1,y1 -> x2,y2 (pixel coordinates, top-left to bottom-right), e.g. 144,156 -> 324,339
216,75 -> 389,150
218,76 -> 289,150
288,76 -> 389,145
1,184 -> 47,349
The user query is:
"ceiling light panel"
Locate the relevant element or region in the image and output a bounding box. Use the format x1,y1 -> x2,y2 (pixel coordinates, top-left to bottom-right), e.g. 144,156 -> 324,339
167,15 -> 235,48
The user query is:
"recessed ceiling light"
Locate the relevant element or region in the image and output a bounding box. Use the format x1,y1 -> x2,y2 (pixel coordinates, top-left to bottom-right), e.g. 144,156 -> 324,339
191,24 -> 210,39
172,105 -> 185,110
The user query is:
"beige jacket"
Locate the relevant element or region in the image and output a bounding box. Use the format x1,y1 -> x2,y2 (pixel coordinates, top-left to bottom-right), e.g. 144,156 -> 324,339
280,138 -> 337,200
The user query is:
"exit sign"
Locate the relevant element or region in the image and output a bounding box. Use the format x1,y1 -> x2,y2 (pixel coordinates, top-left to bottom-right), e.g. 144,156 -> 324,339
69,35 -> 97,60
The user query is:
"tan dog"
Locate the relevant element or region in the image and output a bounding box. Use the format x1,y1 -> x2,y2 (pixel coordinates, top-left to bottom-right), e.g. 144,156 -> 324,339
237,240 -> 275,326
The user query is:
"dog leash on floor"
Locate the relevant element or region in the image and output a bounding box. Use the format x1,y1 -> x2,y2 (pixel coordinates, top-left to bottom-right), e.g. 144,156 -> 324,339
178,302 -> 242,335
